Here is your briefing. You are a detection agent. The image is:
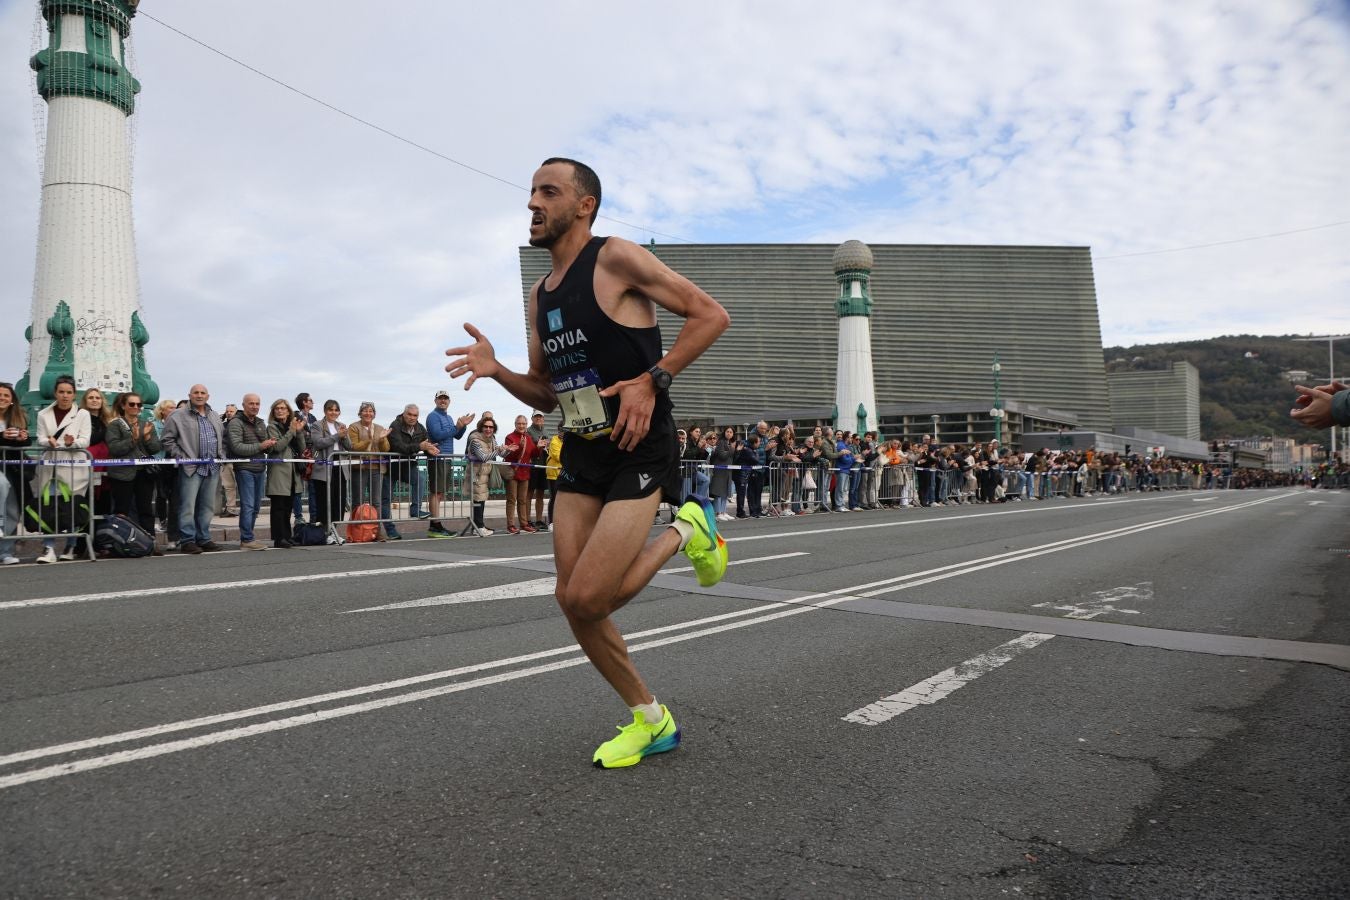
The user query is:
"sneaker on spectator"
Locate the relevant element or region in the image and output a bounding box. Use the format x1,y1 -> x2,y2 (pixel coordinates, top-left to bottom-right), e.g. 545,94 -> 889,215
59,549 -> 78,561
220,508 -> 238,518
415,512 -> 432,520
521,523 -> 537,533
240,540 -> 268,551
473,525 -> 494,537
507,524 -> 520,535
36,547 -> 57,564
2,555 -> 20,566
427,523 -> 453,538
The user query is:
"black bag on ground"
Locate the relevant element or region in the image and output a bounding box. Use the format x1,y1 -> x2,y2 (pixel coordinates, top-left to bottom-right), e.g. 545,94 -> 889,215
293,523 -> 328,546
94,514 -> 155,558
24,481 -> 91,535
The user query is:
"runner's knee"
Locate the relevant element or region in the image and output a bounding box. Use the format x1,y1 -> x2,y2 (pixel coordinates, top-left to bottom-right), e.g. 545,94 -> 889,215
557,581 -> 612,623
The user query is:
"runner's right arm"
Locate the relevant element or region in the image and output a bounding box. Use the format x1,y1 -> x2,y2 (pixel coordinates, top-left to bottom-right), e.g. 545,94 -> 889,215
444,279 -> 557,413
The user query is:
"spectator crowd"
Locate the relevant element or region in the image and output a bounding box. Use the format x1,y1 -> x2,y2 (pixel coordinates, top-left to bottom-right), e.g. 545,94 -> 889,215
0,378 -> 1336,566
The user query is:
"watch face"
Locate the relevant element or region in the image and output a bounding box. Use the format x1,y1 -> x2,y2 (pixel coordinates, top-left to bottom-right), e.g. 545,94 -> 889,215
651,368 -> 672,390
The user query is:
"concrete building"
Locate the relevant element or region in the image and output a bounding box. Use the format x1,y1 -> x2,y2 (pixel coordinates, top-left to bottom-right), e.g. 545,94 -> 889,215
520,242 -> 1112,431
1106,361 -> 1201,441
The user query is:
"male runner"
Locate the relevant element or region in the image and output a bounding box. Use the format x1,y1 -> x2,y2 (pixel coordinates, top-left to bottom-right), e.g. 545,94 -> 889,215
446,157 -> 730,768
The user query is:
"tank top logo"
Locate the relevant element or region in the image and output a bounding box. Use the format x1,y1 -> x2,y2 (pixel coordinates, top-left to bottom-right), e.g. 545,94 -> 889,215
546,308 -> 563,333
542,327 -> 588,355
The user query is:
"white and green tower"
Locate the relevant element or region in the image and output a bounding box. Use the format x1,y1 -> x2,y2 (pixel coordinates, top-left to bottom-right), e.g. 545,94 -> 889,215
17,0 -> 157,418
832,239 -> 878,436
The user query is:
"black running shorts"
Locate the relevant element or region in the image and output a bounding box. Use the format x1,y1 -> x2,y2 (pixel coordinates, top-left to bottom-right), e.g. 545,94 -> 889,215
556,415 -> 681,505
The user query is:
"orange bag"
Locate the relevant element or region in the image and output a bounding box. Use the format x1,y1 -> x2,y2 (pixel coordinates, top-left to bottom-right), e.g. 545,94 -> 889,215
346,502 -> 379,543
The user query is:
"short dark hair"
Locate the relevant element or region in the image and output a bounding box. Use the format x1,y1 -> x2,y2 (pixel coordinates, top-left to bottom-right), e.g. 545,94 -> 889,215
541,157 -> 601,224
295,392 -> 311,408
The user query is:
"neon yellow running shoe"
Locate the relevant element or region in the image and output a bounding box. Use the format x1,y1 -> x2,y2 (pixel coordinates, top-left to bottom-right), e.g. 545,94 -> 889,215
592,705 -> 681,769
675,496 -> 728,587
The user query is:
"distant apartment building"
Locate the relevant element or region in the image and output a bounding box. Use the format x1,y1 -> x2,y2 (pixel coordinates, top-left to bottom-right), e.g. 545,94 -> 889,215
1106,361 -> 1201,440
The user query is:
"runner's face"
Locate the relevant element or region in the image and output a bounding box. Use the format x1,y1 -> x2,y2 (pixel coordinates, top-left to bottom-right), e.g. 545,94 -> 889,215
528,164 -> 585,248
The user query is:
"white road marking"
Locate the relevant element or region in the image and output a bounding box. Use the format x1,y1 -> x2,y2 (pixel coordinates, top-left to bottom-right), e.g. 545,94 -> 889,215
0,554 -> 555,612
842,633 -> 1058,725
725,490 -> 1243,543
0,494 -> 1292,788
1308,500 -> 1325,506
843,584 -> 1158,726
340,552 -> 810,613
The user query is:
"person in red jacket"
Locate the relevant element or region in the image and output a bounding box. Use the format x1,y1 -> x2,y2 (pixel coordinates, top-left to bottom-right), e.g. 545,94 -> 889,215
501,415 -> 538,534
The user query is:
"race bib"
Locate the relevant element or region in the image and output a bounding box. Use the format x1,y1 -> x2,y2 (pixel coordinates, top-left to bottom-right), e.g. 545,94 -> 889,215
552,368 -> 613,438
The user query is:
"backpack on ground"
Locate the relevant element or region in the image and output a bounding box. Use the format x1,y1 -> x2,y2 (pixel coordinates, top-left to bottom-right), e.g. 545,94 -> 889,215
293,523 -> 328,546
346,502 -> 379,543
24,480 -> 91,535
93,514 -> 155,558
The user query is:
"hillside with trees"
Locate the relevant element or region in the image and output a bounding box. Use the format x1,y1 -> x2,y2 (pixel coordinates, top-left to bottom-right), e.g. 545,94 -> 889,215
1103,335 -> 1349,440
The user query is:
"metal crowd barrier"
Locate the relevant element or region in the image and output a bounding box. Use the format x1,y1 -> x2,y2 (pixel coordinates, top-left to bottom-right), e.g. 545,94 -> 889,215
324,450 -> 473,540
877,463 -> 915,507
8,448 -> 97,559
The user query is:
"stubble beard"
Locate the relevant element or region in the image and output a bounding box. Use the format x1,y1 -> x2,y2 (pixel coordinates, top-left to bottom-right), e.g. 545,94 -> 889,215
528,206 -> 579,248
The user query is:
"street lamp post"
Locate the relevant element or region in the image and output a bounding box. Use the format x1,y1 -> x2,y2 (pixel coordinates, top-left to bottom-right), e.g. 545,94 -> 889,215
930,413 -> 940,445
989,353 -> 1005,447
1292,334 -> 1350,459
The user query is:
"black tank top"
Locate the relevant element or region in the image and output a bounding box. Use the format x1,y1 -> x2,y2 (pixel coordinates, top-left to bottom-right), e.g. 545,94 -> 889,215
536,236 -> 671,438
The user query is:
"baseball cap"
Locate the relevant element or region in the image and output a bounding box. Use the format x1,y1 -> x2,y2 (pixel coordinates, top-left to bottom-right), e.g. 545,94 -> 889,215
531,410 -> 544,418
434,389 -> 450,399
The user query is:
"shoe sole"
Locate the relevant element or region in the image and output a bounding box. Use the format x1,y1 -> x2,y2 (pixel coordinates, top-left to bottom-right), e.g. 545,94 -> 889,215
593,727 -> 681,769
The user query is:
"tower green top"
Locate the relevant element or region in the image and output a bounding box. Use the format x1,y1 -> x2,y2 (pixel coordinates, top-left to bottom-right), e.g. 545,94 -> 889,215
832,239 -> 874,318
31,1 -> 141,115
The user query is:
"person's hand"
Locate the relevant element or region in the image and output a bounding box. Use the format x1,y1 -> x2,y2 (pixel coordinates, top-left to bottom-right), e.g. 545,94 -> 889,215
336,423 -> 348,436
598,374 -> 656,452
1291,384 -> 1338,429
456,412 -> 475,427
63,434 -> 75,447
445,324 -> 501,390
262,438 -> 277,450
1307,380 -> 1347,397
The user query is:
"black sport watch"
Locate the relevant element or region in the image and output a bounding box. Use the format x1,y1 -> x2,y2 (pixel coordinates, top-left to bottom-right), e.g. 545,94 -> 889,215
647,364 -> 673,391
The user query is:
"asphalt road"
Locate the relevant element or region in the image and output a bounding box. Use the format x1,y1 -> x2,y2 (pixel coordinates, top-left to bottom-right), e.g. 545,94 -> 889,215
2,488 -> 1346,899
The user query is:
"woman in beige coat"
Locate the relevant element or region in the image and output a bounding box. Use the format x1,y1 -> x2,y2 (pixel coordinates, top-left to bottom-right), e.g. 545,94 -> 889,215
466,416 -> 501,536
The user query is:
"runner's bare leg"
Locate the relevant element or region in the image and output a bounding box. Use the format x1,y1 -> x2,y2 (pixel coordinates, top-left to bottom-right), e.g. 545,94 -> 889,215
552,490 -> 683,707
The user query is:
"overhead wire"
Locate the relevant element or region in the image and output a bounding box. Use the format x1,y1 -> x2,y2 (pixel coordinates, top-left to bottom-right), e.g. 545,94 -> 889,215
140,13 -> 1343,260
136,11 -> 694,244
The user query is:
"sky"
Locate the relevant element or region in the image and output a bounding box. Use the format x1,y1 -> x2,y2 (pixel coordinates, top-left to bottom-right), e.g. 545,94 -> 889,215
2,0 -> 1348,421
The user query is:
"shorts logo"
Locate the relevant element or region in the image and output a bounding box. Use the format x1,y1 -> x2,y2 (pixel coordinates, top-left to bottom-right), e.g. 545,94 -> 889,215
637,473 -> 652,490
546,308 -> 564,333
